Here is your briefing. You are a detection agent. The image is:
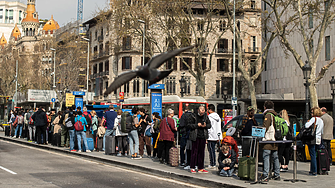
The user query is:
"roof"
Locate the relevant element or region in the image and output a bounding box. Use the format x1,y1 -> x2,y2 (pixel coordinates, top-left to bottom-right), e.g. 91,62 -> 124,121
0,33 -> 7,46
11,23 -> 21,40
21,4 -> 39,23
43,15 -> 60,31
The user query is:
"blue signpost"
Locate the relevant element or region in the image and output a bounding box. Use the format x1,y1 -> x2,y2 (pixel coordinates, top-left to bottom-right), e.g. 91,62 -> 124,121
149,84 -> 164,118
73,91 -> 85,111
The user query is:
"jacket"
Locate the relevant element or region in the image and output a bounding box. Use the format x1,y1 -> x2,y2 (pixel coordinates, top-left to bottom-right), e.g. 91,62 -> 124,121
31,109 -> 48,127
75,115 -> 88,132
179,111 -> 192,136
321,113 -> 333,140
138,114 -> 150,135
262,109 -> 278,150
187,112 -> 211,141
115,115 -> 128,136
305,116 -> 324,145
92,115 -> 98,132
208,112 -> 222,141
52,116 -> 62,134
159,117 -> 176,141
218,147 -> 237,170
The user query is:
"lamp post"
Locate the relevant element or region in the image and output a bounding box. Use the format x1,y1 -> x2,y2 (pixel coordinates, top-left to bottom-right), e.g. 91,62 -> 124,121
302,61 -> 311,123
50,48 -> 56,89
232,0 -> 236,118
82,37 -> 90,105
223,86 -> 228,103
179,73 -> 186,98
138,19 -> 145,96
329,76 -> 335,128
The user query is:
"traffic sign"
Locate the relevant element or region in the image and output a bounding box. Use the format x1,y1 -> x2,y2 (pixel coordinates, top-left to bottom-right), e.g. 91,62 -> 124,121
51,98 -> 56,102
119,92 -> 124,102
232,97 -> 237,106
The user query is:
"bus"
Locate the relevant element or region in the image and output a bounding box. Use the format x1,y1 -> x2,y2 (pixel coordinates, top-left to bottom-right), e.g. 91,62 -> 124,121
122,95 -> 208,118
86,103 -> 120,118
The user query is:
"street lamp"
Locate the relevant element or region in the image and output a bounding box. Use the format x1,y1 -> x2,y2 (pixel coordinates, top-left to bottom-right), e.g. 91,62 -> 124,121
179,73 -> 186,98
329,76 -> 335,128
82,37 -> 90,105
223,86 -> 228,103
50,48 -> 56,89
302,60 -> 311,123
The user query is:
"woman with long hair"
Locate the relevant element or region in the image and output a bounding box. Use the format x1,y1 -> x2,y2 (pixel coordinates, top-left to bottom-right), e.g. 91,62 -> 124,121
278,109 -> 291,172
115,109 -> 128,156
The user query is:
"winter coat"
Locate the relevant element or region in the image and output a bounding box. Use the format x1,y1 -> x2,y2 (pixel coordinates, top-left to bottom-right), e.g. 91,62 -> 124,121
31,109 -> 48,127
305,116 -> 324,145
321,113 -> 333,140
159,117 -> 176,141
187,112 -> 211,141
92,115 -> 98,132
262,109 -> 278,150
208,112 -> 222,141
218,147 -> 237,170
242,118 -> 258,136
179,111 -> 192,136
52,116 -> 62,134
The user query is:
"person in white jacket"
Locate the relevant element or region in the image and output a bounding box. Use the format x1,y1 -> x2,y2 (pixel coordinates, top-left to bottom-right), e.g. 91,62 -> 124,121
207,104 -> 223,168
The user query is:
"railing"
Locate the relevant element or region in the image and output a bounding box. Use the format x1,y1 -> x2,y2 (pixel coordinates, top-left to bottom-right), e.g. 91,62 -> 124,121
248,47 -> 259,52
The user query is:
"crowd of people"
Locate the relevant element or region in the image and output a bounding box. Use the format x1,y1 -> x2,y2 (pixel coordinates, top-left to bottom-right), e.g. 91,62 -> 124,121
5,100 -> 333,181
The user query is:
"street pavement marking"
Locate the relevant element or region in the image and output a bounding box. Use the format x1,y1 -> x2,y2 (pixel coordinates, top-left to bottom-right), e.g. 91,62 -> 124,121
1,140 -> 206,188
0,165 -> 17,175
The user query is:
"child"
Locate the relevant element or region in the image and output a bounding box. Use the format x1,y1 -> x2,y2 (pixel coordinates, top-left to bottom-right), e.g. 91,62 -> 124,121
218,145 -> 237,177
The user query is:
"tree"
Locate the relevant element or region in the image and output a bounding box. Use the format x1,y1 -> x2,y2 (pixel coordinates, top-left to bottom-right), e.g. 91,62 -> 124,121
266,0 -> 335,108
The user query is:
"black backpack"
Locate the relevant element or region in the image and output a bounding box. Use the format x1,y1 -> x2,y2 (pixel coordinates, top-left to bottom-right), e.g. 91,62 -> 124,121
84,113 -> 92,126
285,124 -> 295,141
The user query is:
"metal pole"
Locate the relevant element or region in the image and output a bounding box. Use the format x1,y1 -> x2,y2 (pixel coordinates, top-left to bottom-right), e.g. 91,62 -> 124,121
86,40 -> 90,105
15,60 -> 18,108
332,92 -> 335,132
232,0 -> 236,118
53,51 -> 56,88
142,22 -> 145,96
304,82 -> 309,123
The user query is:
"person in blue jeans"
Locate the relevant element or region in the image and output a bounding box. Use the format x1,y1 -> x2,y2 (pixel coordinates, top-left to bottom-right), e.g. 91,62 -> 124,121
218,145 -> 237,177
15,112 -> 24,138
305,107 -> 324,176
101,105 -> 117,151
178,107 -> 192,166
129,107 -> 141,159
207,104 -> 222,168
75,111 -> 90,152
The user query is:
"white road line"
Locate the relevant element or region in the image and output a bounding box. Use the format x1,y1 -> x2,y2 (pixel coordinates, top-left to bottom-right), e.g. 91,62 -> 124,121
0,165 -> 17,175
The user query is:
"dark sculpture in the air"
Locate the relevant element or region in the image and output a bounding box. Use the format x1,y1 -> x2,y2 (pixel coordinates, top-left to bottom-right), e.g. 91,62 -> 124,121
104,45 -> 195,95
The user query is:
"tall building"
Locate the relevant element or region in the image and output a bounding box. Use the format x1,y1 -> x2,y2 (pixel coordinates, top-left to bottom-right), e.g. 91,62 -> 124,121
0,1 -> 26,41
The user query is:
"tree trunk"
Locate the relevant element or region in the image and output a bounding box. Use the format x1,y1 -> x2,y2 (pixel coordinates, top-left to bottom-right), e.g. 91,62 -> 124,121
197,74 -> 206,97
248,80 -> 257,110
309,83 -> 319,108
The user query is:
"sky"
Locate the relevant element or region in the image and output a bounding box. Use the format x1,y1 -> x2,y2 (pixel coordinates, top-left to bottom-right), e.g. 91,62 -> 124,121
11,0 -> 109,26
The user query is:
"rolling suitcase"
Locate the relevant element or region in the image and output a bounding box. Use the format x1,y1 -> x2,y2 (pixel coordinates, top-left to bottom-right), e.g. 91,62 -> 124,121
317,148 -> 330,175
238,137 -> 257,180
169,147 -> 179,167
86,138 -> 94,151
97,137 -> 103,151
105,136 -> 116,155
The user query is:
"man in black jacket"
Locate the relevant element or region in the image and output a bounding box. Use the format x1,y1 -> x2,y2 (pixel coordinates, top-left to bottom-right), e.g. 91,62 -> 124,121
187,105 -> 211,173
31,107 -> 48,144
179,106 -> 192,167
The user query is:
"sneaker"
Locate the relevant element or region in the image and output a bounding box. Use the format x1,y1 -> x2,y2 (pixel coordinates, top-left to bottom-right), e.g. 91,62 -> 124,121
260,176 -> 269,182
184,166 -> 191,170
198,169 -> 209,173
78,150 -> 82,153
272,175 -> 280,181
180,163 -> 185,167
86,150 -> 91,153
18,136 -> 21,138
195,166 -> 198,170
132,155 -> 141,160
207,165 -> 216,169
124,153 -> 128,157
310,172 -> 317,177
28,140 -> 32,142
70,150 -> 77,152
117,153 -> 122,157
190,169 -> 197,173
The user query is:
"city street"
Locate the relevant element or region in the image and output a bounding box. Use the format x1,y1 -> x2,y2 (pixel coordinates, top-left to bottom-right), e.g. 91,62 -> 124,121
0,140 -> 203,188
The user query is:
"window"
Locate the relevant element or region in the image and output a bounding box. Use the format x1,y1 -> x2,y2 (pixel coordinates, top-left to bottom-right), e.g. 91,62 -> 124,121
99,62 -> 103,73
251,1 -> 256,9
218,38 -> 228,53
325,36 -> 330,61
124,82 -> 130,94
9,9 -> 13,23
217,59 -> 229,72
95,31 -> 97,40
105,60 -> 109,72
185,76 -> 191,95
180,57 -> 192,70
231,59 -> 239,72
19,10 -> 22,23
237,21 -> 240,31
264,81 -> 268,94
122,56 -> 132,70
93,64 -> 97,74
105,42 -> 110,54
123,36 -> 131,50
0,9 -> 3,23
264,3 -> 267,10
143,80 -> 149,95
309,8 -> 313,29
250,36 -> 257,52
195,58 -> 206,70
197,20 -> 204,31
133,77 -> 140,95
141,56 -> 150,65
166,58 -> 177,70
5,9 -> 8,23
105,81 -> 109,91
198,9 -> 204,15
219,20 -> 226,32
166,76 -> 176,94
264,59 -> 267,71
221,77 -> 233,96
216,80 -> 221,97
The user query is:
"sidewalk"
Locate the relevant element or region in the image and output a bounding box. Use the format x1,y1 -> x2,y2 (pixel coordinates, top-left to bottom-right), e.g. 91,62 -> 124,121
0,131 -> 334,188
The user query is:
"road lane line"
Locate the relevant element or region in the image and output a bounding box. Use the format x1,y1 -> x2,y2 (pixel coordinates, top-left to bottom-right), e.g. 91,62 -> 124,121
0,165 -> 17,175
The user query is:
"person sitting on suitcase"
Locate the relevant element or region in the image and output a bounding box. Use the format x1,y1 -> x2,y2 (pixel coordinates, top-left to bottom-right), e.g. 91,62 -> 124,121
218,145 -> 237,177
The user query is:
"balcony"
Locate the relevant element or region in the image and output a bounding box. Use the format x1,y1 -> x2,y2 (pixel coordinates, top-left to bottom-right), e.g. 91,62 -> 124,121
114,45 -> 141,54
102,71 -> 109,77
215,48 -> 243,54
98,35 -> 104,42
248,47 -> 259,53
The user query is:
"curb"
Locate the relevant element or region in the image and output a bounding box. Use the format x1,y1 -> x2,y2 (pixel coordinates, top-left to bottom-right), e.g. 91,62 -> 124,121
0,135 -> 245,188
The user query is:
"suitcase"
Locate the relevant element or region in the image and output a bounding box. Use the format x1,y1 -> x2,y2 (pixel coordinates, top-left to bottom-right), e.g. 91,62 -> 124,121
87,138 -> 94,151
105,136 -> 116,155
169,147 -> 179,167
317,148 -> 330,175
238,137 -> 257,180
5,126 -> 10,136
97,137 -> 103,151
238,156 -> 250,179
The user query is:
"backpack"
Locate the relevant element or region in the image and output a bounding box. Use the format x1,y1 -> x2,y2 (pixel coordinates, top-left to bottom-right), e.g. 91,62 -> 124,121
121,111 -> 133,133
28,116 -> 34,125
285,124 -> 294,140
84,113 -> 92,126
64,113 -> 74,128
74,117 -> 84,131
18,116 -> 24,124
269,113 -> 289,140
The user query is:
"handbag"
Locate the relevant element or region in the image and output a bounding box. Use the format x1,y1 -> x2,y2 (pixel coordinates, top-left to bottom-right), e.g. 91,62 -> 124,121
297,117 -> 317,140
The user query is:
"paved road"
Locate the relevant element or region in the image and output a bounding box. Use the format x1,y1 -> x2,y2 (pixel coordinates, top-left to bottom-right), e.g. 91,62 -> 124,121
0,140 -> 204,188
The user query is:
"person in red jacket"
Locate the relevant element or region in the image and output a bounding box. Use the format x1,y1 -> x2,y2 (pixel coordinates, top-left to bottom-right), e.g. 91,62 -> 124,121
158,108 -> 177,164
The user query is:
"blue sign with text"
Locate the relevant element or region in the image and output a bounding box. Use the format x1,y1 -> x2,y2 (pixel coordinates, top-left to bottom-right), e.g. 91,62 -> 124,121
151,93 -> 162,118
73,91 -> 85,96
75,98 -> 84,111
148,84 -> 165,90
